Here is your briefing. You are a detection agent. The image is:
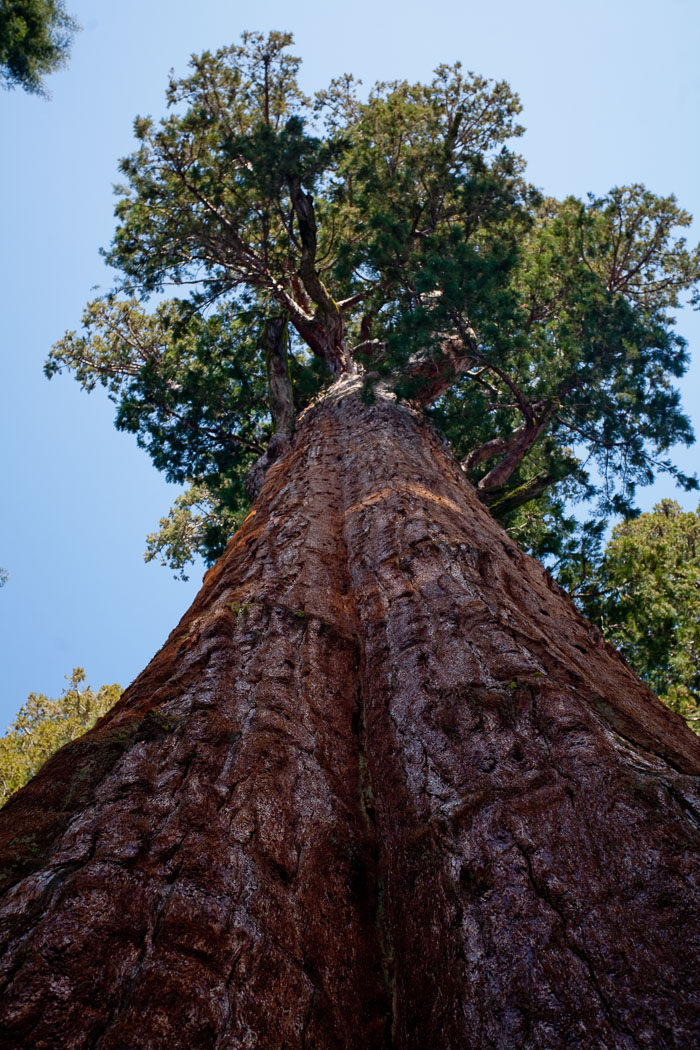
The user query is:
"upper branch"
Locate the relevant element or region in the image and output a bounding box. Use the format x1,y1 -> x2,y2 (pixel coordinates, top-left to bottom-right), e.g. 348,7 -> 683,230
245,315 -> 295,499
287,175 -> 351,375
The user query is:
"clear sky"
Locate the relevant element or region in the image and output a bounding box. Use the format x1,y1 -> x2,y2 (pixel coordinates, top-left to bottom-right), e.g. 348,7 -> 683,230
1,0 -> 698,726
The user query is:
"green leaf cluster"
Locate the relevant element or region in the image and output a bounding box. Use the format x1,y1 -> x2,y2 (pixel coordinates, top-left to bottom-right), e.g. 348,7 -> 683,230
0,669 -> 122,805
45,32 -> 700,574
143,482 -> 244,580
0,0 -> 78,96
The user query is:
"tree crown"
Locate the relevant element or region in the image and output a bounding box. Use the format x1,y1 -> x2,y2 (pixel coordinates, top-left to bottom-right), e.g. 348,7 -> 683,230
46,31 -> 700,573
559,500 -> 700,733
0,0 -> 78,96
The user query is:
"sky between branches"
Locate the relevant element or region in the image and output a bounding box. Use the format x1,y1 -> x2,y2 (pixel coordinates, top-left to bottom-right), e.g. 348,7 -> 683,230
0,0 -> 698,726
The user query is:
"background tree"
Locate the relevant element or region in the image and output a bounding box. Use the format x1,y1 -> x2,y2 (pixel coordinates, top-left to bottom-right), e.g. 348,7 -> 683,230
559,500 -> 700,733
0,0 -> 78,96
0,669 -> 121,804
46,32 -> 699,577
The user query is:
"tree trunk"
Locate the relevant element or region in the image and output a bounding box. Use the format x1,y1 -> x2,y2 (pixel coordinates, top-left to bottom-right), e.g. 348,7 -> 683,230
1,378 -> 699,1050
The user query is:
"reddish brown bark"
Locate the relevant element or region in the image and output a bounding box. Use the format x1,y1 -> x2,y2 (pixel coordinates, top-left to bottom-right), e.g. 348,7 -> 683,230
1,378 -> 699,1049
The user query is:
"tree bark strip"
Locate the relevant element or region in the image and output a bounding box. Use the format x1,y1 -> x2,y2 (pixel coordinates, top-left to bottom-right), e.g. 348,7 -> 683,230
0,378 -> 698,1049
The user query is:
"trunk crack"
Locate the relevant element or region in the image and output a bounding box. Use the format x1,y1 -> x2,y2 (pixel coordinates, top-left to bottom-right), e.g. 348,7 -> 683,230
91,860 -> 186,1049
512,837 -> 643,1048
353,631 -> 397,1045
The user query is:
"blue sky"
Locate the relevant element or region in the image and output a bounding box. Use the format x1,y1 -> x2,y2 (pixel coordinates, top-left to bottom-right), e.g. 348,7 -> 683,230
1,0 -> 698,725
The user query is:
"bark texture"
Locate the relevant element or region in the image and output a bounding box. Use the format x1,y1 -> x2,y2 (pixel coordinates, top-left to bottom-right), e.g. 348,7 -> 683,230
1,378 -> 699,1049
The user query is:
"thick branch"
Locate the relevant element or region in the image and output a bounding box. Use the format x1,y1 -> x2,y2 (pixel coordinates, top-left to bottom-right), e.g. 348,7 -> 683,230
405,332 -> 478,405
262,315 -> 295,442
287,175 -> 350,376
336,290 -> 372,311
461,429 -> 525,472
477,401 -> 557,492
480,470 -> 560,515
246,316 -> 295,499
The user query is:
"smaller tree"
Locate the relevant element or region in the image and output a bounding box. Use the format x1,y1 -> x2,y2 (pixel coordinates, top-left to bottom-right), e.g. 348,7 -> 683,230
560,500 -> 700,732
0,669 -> 121,804
0,0 -> 78,96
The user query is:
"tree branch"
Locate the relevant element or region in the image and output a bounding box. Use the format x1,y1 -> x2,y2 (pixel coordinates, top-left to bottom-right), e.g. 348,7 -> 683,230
262,315 -> 295,441
477,400 -> 557,492
481,470 -> 562,515
461,429 -> 525,472
336,290 -> 373,311
405,330 -> 479,405
162,151 -> 315,334
287,175 -> 351,375
246,315 -> 295,498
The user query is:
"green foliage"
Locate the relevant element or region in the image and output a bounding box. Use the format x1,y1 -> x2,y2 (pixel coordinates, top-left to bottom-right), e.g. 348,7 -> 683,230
144,482 -> 245,579
432,186 -> 698,548
46,32 -> 700,573
0,568 -> 8,587
559,501 -> 700,733
0,0 -> 78,95
513,190 -> 696,508
0,669 -> 122,805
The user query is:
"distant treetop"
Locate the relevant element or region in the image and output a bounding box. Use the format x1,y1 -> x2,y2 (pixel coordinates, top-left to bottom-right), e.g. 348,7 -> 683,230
0,0 -> 78,96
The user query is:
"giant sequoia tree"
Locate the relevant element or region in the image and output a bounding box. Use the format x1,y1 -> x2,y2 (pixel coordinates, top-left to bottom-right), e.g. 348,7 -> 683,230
2,33 -> 700,1049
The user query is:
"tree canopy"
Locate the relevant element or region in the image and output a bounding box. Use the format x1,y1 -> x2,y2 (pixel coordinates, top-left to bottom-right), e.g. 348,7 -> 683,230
46,31 -> 700,576
0,669 -> 121,805
0,0 -> 78,96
